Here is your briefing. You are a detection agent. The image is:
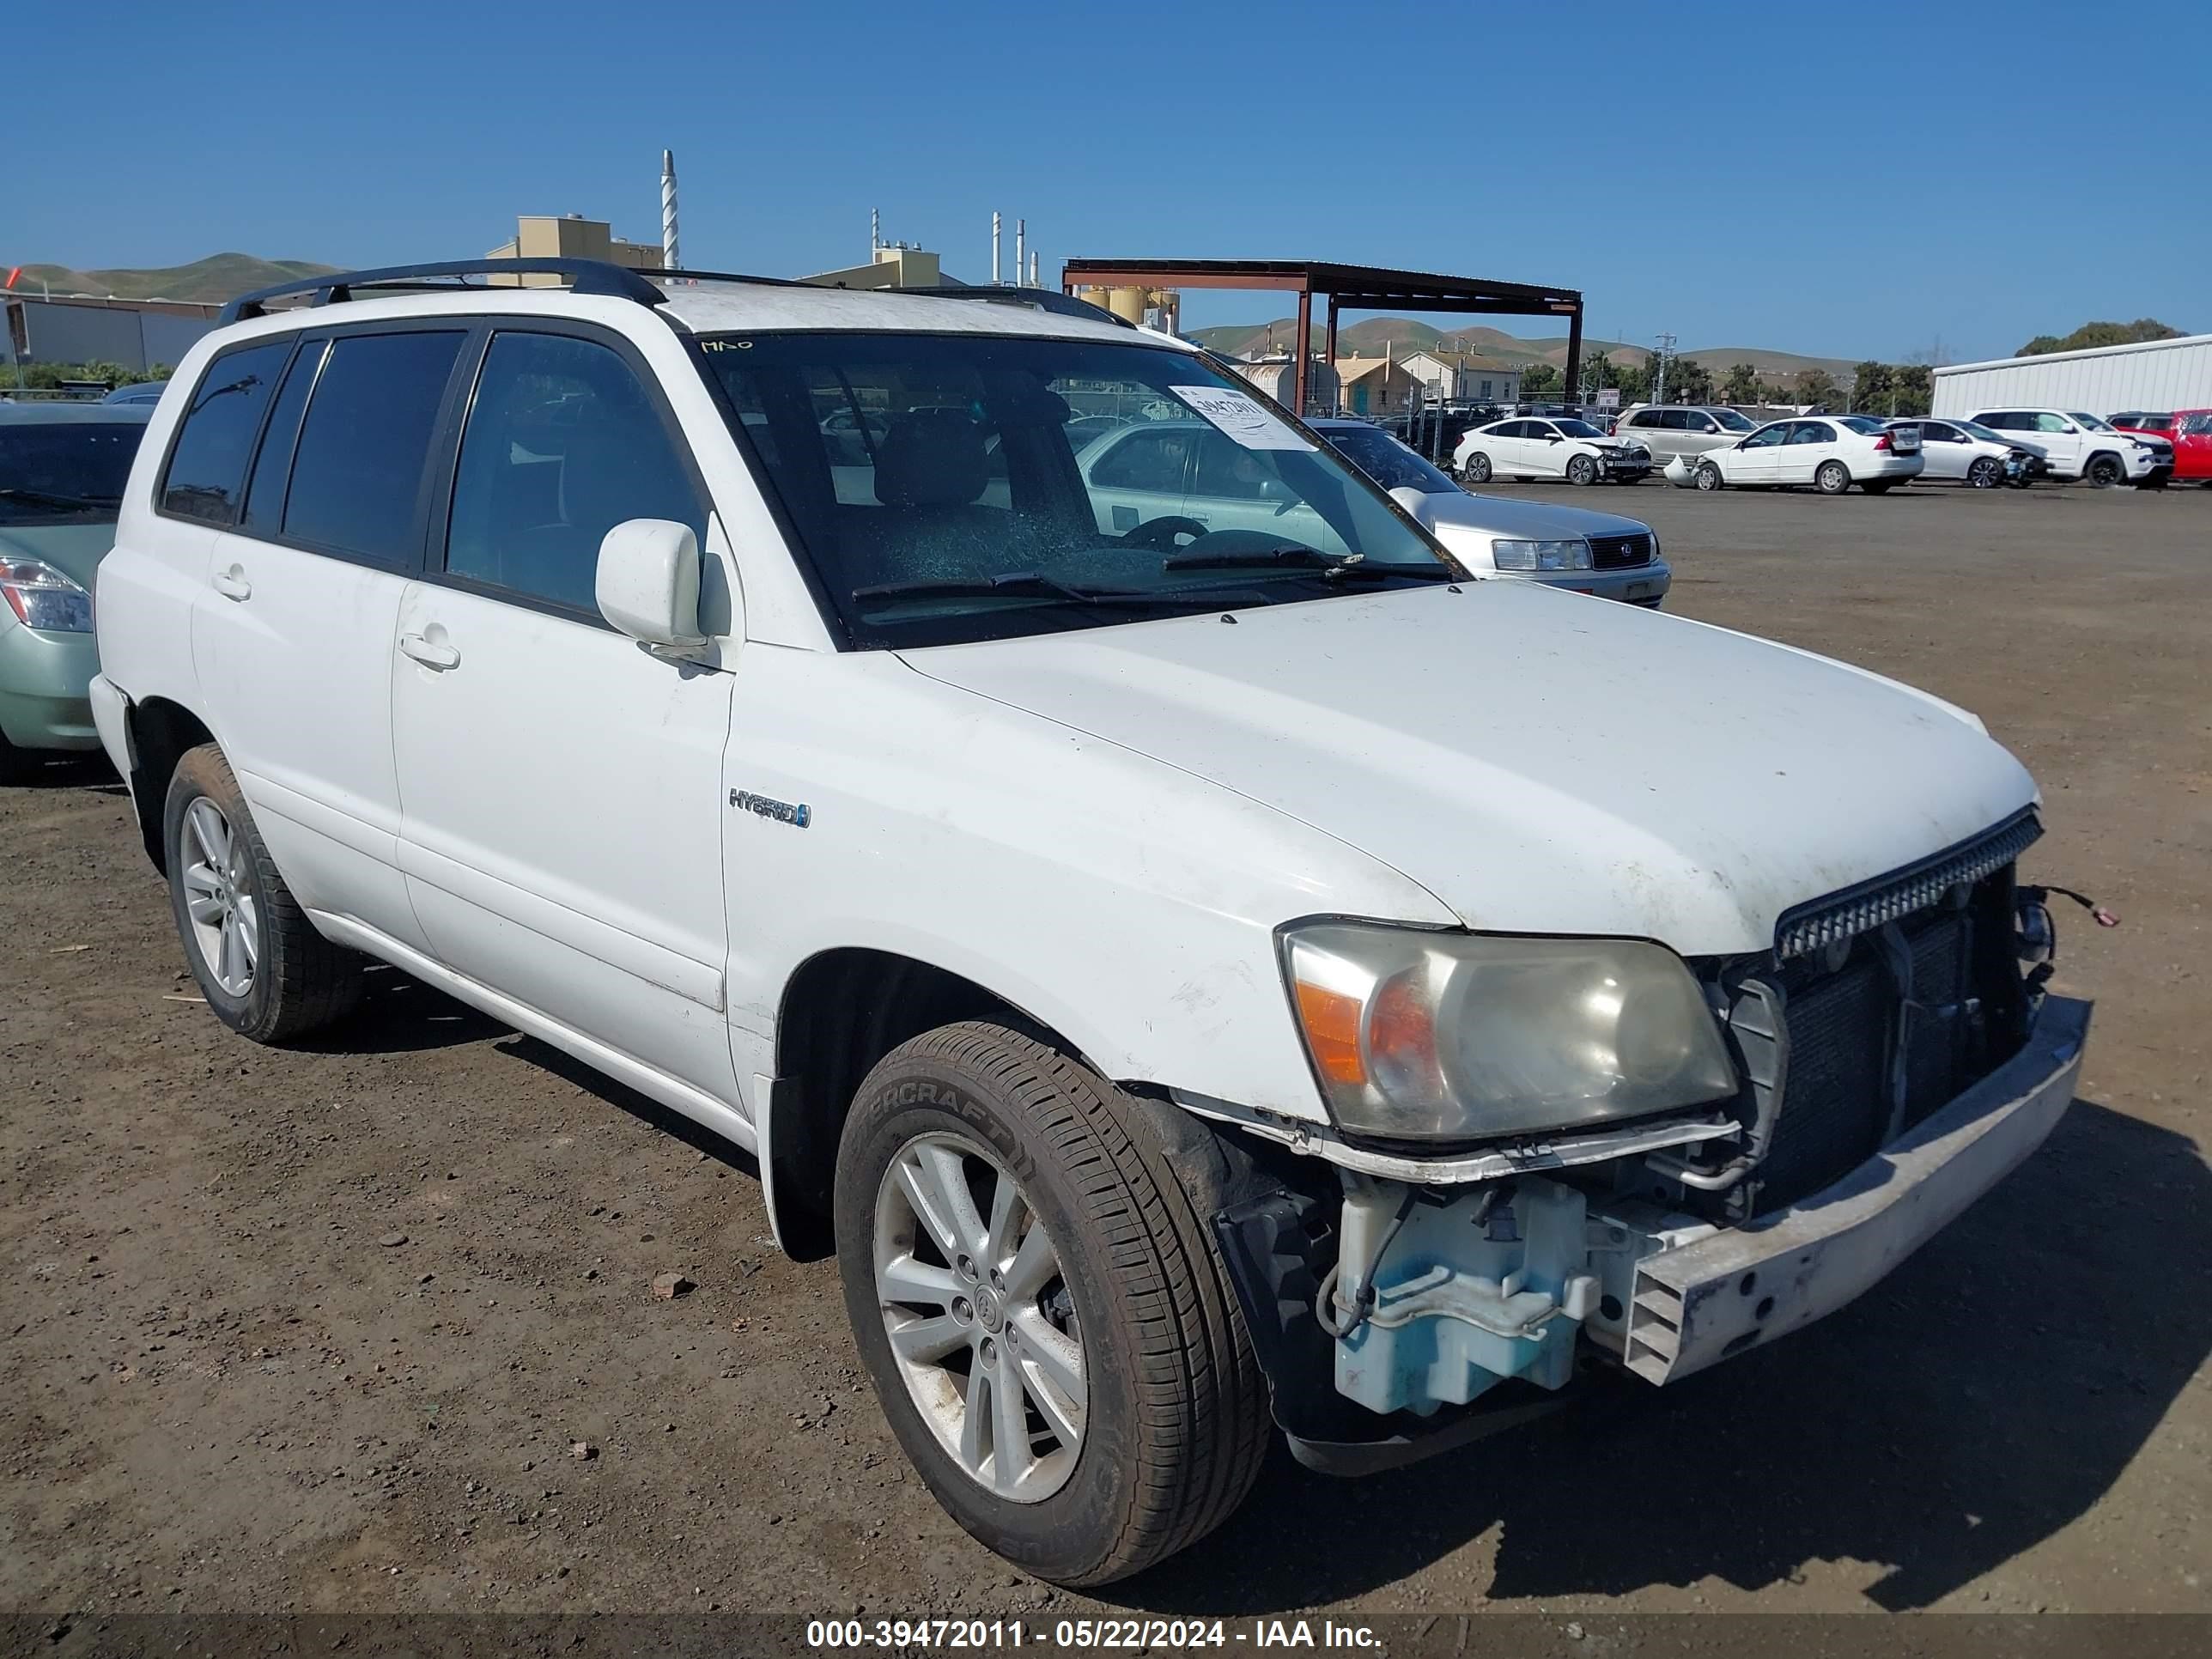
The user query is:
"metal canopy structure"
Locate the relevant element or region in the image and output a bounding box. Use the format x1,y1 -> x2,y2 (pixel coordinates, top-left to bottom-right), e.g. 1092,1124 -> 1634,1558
1060,258 -> 1584,416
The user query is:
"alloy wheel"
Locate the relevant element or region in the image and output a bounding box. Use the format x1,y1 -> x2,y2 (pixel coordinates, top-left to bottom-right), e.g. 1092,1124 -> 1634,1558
179,797 -> 258,998
873,1133 -> 1086,1503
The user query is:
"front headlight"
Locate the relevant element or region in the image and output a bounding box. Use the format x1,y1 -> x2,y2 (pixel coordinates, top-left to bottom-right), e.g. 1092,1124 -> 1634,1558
1490,538 -> 1592,573
0,559 -> 94,634
1282,922 -> 1738,1140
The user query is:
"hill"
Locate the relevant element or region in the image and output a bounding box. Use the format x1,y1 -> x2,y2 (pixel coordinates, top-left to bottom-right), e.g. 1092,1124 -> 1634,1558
1188,315 -> 1857,380
9,253 -> 341,305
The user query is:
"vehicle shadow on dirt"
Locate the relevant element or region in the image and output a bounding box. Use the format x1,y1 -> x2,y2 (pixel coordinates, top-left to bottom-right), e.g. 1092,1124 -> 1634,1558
1109,1097 -> 2209,1613
295,963 -> 511,1054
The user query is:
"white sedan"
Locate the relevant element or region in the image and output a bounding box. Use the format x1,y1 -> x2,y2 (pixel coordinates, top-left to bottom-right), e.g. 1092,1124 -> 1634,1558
1454,416 -> 1653,486
1692,415 -> 1923,495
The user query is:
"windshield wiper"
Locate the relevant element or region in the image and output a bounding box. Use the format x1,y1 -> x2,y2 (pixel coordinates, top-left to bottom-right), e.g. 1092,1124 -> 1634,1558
0,486 -> 112,511
1162,547 -> 1455,582
851,571 -> 1221,609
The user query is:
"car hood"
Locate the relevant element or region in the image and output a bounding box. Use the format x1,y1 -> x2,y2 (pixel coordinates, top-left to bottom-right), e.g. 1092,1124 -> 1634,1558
1400,488 -> 1654,543
0,522 -> 119,589
900,584 -> 2036,957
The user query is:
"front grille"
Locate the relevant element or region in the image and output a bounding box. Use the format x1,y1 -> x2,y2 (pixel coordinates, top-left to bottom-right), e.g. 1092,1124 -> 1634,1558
1751,896 -> 2011,1212
1589,533 -> 1652,569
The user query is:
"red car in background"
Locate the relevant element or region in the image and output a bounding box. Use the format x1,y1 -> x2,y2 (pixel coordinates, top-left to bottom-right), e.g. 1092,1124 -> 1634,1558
2110,410 -> 2212,483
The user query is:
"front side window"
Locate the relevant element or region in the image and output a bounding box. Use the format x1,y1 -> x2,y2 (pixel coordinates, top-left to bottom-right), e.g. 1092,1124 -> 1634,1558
1742,423 -> 1789,449
283,331 -> 467,566
2180,412 -> 2212,437
699,331 -> 1452,649
160,340 -> 292,524
2033,413 -> 2073,434
445,331 -> 707,616
0,422 -> 146,526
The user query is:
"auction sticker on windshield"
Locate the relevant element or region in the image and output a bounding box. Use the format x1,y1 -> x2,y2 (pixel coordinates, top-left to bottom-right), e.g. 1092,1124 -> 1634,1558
1170,386 -> 1316,451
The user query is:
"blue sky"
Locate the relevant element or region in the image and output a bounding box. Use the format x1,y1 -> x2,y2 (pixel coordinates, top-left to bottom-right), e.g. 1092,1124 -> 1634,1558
12,1 -> 2207,363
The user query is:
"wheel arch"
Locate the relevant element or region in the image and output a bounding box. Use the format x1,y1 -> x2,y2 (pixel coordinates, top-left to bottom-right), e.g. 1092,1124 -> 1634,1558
122,696 -> 216,874
765,945 -> 1098,1259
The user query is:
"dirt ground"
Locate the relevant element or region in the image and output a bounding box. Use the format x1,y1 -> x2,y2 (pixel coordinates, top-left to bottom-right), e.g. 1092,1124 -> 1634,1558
4,480 -> 2208,1625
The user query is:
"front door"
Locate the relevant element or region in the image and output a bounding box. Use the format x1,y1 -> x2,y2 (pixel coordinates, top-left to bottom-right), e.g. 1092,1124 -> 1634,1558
1730,422 -> 1789,483
388,324 -> 740,1105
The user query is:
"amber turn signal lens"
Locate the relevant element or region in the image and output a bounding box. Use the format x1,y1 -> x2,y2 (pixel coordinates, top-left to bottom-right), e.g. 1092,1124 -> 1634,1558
1294,980 -> 1365,1085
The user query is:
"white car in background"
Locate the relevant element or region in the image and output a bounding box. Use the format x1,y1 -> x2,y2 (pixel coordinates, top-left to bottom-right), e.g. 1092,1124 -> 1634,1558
1314,419 -> 1669,606
1884,418 -> 2048,488
1693,415 -> 1923,495
1966,409 -> 2168,487
1454,415 -> 1653,486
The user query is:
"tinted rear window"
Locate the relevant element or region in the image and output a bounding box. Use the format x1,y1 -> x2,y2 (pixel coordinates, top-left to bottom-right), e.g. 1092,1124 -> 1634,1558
282,331 -> 466,566
160,341 -> 292,525
0,422 -> 147,526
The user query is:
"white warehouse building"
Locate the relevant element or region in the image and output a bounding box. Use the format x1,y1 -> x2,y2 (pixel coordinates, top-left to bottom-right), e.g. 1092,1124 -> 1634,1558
1931,332 -> 2212,419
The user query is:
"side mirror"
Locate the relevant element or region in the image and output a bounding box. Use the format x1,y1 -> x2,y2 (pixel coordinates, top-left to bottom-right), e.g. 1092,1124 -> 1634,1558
597,519 -> 704,648
1389,484 -> 1435,519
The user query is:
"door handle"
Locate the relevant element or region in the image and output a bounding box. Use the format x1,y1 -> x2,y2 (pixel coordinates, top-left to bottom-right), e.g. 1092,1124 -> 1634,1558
212,567 -> 252,602
398,632 -> 460,671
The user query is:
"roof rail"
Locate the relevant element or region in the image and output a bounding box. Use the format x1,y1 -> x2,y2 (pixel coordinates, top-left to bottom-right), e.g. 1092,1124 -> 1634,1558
218,258 -> 670,325
890,285 -> 1134,328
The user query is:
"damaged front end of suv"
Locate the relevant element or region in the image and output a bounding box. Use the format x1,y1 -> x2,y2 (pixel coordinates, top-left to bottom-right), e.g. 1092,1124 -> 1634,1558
1194,811 -> 2090,1472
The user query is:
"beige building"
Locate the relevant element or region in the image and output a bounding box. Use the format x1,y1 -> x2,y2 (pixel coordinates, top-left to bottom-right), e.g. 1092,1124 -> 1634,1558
1401,349 -> 1523,406
1231,355 -> 1339,414
802,244 -> 947,290
485,214 -> 665,284
1331,355 -> 1425,417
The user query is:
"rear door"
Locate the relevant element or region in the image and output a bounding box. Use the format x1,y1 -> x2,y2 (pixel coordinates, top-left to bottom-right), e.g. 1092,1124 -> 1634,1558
2177,410 -> 2212,479
389,321 -> 739,1104
182,325 -> 470,952
1777,420 -> 1837,485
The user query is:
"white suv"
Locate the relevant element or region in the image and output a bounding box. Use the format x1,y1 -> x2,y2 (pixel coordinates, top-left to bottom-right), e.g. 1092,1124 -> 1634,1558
1967,407 -> 2166,486
91,259 -> 2090,1586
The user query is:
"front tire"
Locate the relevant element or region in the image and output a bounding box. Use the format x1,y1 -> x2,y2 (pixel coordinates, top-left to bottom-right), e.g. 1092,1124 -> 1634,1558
1816,459 -> 1851,495
1967,456 -> 2003,489
1462,452 -> 1492,485
163,744 -> 363,1043
2085,453 -> 2123,488
836,1022 -> 1267,1586
1565,453 -> 1598,486
1695,461 -> 1723,491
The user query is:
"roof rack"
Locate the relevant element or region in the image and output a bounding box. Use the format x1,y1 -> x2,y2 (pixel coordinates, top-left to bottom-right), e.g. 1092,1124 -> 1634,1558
219,259 -> 1134,331
884,285 -> 1133,328
220,258 -> 671,324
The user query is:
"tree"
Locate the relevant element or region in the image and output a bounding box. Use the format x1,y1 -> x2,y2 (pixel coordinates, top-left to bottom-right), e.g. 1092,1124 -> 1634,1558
2018,319 -> 2184,356
1721,362 -> 1760,404
1796,368 -> 1838,409
1521,362 -> 1560,397
1662,356 -> 1714,404
1852,361 -> 1894,413
1892,363 -> 1931,417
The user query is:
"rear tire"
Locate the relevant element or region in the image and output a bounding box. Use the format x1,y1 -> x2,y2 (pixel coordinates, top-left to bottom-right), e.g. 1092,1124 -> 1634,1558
835,1021 -> 1268,1586
1462,452 -> 1492,485
2085,453 -> 2123,488
1565,453 -> 1598,486
1967,456 -> 2003,489
163,744 -> 364,1043
1816,459 -> 1851,495
1694,461 -> 1723,491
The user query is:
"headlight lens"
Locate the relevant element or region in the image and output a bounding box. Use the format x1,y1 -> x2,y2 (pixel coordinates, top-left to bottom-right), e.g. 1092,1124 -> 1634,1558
1490,538 -> 1591,573
0,559 -> 94,633
1282,923 -> 1738,1140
